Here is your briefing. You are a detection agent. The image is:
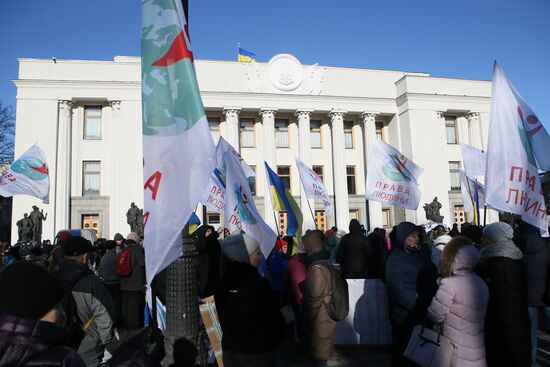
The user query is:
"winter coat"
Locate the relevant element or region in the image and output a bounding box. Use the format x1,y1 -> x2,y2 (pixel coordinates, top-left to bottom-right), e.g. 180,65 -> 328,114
284,254 -> 307,305
302,250 -> 336,361
0,315 -> 85,366
477,251 -> 531,367
53,259 -> 115,354
385,222 -> 438,327
120,241 -> 146,292
428,245 -> 489,367
514,222 -> 549,307
215,261 -> 285,355
269,251 -> 289,291
194,226 -> 223,298
98,249 -> 119,284
337,219 -> 376,279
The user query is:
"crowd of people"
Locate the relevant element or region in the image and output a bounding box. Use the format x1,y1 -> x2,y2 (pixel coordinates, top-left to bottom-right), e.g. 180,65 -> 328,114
0,218 -> 549,367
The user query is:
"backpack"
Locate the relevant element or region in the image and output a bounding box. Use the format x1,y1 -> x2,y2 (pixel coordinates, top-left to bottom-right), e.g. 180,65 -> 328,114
116,247 -> 133,277
318,261 -> 349,321
59,271 -> 92,348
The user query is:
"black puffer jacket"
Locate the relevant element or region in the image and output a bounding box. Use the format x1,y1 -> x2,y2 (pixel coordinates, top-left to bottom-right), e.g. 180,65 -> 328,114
215,261 -> 285,354
337,219 -> 376,279
477,256 -> 531,367
0,315 -> 85,366
514,222 -> 549,307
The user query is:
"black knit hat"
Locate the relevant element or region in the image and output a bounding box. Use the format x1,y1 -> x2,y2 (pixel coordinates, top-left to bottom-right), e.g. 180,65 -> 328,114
62,236 -> 92,256
0,262 -> 66,319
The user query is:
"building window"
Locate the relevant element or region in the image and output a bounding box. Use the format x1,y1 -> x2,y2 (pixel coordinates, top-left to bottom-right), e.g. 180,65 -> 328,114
277,166 -> 291,191
346,166 -> 356,194
275,119 -> 290,147
248,165 -> 256,196
449,161 -> 461,190
315,210 -> 327,232
376,121 -> 384,140
82,214 -> 100,237
349,209 -> 359,220
382,208 -> 391,227
206,212 -> 221,226
84,106 -> 102,140
208,117 -> 220,143
313,165 -> 324,181
310,120 -> 322,148
83,161 -> 100,196
240,119 -> 255,147
445,116 -> 458,144
344,121 -> 354,149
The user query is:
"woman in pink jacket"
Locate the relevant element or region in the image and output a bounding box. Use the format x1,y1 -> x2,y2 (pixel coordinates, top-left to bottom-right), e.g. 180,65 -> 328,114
428,237 -> 490,367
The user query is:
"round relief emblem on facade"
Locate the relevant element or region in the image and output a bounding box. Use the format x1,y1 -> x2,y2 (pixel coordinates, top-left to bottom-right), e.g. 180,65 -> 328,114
268,54 -> 303,92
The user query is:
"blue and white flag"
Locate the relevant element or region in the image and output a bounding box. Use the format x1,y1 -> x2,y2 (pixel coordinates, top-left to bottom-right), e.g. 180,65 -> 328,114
365,140 -> 424,210
223,151 -> 276,258
485,62 -> 549,236
201,137 -> 255,214
0,144 -> 50,203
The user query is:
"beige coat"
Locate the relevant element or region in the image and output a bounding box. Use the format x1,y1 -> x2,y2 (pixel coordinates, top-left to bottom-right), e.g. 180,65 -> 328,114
302,259 -> 336,361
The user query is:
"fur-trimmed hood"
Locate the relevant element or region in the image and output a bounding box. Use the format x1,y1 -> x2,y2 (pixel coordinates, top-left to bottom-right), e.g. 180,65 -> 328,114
440,241 -> 480,277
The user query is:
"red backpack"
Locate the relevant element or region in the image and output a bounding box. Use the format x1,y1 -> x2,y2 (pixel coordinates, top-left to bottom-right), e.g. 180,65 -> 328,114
116,247 -> 133,277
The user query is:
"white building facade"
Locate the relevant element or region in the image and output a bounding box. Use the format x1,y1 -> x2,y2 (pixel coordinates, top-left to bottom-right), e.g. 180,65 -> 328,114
12,54 -> 498,241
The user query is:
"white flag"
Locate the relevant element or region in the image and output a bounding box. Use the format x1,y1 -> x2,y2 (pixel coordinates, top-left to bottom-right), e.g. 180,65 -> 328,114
485,62 -> 548,236
201,137 -> 255,214
365,140 -> 424,210
142,0 -> 217,286
223,151 -> 277,258
0,144 -> 50,203
295,157 -> 332,216
460,143 -> 486,178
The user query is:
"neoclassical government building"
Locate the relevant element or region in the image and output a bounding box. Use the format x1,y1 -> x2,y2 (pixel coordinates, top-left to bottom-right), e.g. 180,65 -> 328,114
12,54 -> 498,240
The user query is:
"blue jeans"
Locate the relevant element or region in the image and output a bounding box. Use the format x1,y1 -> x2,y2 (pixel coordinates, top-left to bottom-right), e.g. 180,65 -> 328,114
528,307 -> 550,366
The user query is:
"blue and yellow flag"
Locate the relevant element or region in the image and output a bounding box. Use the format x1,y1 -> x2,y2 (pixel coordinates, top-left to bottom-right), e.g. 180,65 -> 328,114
238,47 -> 256,62
265,162 -> 303,253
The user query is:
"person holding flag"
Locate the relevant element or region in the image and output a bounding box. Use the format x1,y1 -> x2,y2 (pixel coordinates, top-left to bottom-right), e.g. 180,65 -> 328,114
265,162 -> 303,254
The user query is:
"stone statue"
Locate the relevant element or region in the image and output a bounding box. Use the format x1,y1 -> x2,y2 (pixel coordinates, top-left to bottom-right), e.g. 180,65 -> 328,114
16,213 -> 34,242
126,202 -> 140,234
423,197 -> 444,223
135,209 -> 144,237
29,205 -> 47,243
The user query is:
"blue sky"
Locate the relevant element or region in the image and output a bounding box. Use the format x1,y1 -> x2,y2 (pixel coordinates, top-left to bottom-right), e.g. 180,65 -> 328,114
1,0 -> 549,129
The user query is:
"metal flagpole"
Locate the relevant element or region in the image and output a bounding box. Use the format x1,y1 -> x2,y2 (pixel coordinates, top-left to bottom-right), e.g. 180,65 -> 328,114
483,205 -> 487,226
305,199 -> 317,229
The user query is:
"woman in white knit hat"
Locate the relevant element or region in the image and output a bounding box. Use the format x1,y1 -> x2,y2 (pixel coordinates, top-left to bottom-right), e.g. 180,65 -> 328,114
477,222 -> 531,367
214,231 -> 286,367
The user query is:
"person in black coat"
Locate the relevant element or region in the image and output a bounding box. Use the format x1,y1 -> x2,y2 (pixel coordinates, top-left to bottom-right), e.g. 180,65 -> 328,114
215,232 -> 285,367
337,219 -> 377,279
384,221 -> 438,367
514,220 -> 550,365
478,222 -> 531,367
193,225 -> 223,298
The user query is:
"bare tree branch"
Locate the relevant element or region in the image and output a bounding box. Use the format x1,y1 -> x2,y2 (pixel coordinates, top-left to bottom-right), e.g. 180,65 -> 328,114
0,101 -> 15,163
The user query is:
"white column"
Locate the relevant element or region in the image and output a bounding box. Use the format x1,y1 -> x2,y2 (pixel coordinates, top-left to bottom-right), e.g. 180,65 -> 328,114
109,101 -> 121,238
466,112 -> 482,150
296,109 -> 316,230
55,100 -> 73,231
222,107 -> 241,150
260,108 -> 278,230
362,111 -> 383,230
329,109 -> 350,229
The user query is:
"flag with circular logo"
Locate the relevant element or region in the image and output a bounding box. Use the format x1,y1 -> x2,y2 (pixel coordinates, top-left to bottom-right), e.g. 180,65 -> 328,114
365,140 -> 423,210
0,144 -> 50,203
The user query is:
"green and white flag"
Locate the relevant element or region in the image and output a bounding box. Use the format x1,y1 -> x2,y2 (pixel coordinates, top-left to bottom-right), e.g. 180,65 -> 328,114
141,0 -> 216,284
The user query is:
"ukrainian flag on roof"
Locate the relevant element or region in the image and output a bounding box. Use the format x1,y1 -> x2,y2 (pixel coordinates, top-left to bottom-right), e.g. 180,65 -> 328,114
238,47 -> 256,62
265,162 -> 303,254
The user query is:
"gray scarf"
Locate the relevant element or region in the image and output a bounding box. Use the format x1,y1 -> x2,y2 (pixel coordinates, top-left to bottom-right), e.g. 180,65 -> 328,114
480,239 -> 523,262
